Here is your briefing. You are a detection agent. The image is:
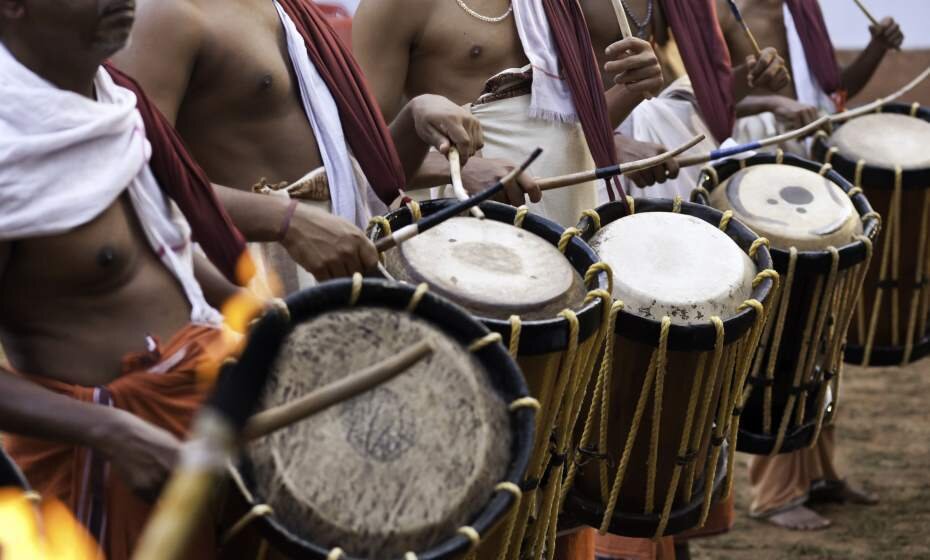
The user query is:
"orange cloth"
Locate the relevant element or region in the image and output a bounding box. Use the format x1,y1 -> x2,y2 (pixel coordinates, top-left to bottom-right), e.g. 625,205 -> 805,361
674,493 -> 735,542
748,424 -> 839,517
593,531 -> 675,560
3,324 -> 232,560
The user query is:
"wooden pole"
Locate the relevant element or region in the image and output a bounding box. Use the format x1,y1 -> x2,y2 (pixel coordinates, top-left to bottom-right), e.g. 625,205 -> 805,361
243,340 -> 434,441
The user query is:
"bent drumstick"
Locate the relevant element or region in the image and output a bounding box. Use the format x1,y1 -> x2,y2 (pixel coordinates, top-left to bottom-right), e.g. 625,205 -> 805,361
537,134 -> 705,191
831,66 -> 930,124
376,147 -> 543,252
134,309 -> 290,560
449,147 -> 485,219
243,340 -> 434,441
726,0 -> 792,83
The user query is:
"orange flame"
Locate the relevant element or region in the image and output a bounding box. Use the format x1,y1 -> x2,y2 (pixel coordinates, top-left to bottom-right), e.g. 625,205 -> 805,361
0,489 -> 100,560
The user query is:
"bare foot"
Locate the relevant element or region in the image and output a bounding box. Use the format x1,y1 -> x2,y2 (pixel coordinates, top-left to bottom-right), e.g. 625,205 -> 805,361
809,479 -> 880,506
760,505 -> 832,531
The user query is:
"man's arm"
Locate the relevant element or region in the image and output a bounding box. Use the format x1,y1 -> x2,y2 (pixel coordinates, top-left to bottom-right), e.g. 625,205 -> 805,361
111,0 -> 203,124
841,17 -> 903,99
0,242 -> 178,500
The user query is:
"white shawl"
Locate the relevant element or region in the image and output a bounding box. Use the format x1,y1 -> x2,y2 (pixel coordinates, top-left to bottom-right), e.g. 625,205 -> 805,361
0,43 -> 222,327
512,0 -> 578,123
783,3 -> 836,113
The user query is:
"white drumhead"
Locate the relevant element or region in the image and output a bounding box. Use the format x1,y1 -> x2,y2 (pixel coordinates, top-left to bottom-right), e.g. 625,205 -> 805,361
591,212 -> 756,325
396,217 -> 580,317
709,164 -> 862,251
830,113 -> 930,170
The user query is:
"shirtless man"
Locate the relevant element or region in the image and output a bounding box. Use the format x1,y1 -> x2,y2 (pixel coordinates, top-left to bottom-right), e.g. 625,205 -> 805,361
717,0 -> 900,532
582,0 -> 790,196
353,0 -> 671,212
720,0 -> 904,142
0,0 -> 255,556
113,0 -> 536,292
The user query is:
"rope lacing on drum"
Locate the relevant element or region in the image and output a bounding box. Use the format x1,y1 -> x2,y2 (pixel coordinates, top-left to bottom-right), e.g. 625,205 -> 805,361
672,195 -> 683,214
326,548 -> 345,560
468,332 -> 503,352
368,215 -> 392,237
902,183 -> 930,364
818,163 -> 834,177
221,504 -> 274,545
911,102 -> 921,117
558,227 -> 582,254
847,186 -> 864,198
457,525 -> 481,555
626,195 -> 636,214
248,297 -> 291,331
507,315 -> 523,358
738,158 -> 748,170
775,149 -> 785,165
509,397 -> 541,412
718,210 -> 733,232
585,261 -> 614,296
406,283 -> 429,313
405,198 -> 422,221
513,205 -> 529,229
493,482 -> 523,560
349,273 -> 363,306
748,237 -> 769,259
23,491 -> 41,504
701,165 -> 720,188
581,209 -> 602,232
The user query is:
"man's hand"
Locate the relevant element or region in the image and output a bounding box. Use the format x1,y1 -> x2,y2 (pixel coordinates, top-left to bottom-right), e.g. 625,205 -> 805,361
769,97 -> 820,129
604,38 -> 664,99
281,204 -> 378,280
746,47 -> 791,92
99,410 -> 180,502
461,156 -> 541,206
613,134 -> 679,189
410,94 -> 484,162
869,17 -> 904,51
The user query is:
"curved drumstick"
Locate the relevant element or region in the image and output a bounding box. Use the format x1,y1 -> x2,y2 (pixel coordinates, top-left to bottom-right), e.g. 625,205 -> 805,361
375,148 -> 543,253
242,340 -> 435,441
449,147 -> 485,219
609,0 -> 634,39
536,134 -> 705,191
831,66 -> 930,124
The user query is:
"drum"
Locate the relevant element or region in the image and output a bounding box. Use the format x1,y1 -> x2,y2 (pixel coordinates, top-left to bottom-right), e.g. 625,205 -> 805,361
695,153 -> 878,455
812,102 -> 930,366
563,198 -> 776,538
370,200 -> 611,559
221,277 -> 535,559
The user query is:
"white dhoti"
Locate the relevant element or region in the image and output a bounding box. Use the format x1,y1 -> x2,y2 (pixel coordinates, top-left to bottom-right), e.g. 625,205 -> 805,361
612,76 -> 718,202
468,70 -> 598,228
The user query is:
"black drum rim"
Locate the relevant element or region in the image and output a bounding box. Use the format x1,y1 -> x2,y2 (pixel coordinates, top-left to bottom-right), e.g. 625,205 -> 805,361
578,198 -> 776,352
369,199 -> 610,356
694,152 -> 880,275
230,278 -> 535,560
812,102 -> 930,190
0,447 -> 30,490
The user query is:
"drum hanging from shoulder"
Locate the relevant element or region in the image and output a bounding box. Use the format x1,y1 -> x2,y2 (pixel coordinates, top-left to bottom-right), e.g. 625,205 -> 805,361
563,198 -> 776,539
812,102 -> 930,366
695,153 -> 878,455
370,200 -> 611,560
222,277 -> 535,560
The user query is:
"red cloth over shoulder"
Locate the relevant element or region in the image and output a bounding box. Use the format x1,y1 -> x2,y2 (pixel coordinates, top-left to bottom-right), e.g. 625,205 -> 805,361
661,0 -> 736,142
784,0 -> 842,94
104,64 -> 249,284
275,0 -> 406,205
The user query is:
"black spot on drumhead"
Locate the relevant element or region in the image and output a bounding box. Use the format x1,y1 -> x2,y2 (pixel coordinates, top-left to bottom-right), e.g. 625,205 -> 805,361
797,208 -> 807,214
780,186 -> 814,205
767,198 -> 778,205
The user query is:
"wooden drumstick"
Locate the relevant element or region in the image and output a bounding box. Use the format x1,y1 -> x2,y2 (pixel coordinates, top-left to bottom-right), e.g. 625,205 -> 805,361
537,134 -> 705,191
830,65 -> 930,124
852,0 -> 880,27
726,0 -> 792,83
242,340 -> 435,441
609,0 -> 634,39
375,147 -> 543,253
449,147 -> 485,219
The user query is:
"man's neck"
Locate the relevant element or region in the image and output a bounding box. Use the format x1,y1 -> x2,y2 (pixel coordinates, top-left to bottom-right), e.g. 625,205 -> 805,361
2,37 -> 100,98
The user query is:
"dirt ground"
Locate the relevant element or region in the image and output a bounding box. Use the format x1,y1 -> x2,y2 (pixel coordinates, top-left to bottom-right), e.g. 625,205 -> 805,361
690,360 -> 930,560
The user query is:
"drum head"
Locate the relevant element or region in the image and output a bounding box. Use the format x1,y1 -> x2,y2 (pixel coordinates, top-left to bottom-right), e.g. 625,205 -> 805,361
830,113 -> 930,170
709,164 -> 862,251
386,216 -> 585,320
590,212 -> 755,325
247,308 -> 512,557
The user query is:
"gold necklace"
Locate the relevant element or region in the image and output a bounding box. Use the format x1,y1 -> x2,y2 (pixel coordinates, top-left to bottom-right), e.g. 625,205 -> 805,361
455,0 -> 513,23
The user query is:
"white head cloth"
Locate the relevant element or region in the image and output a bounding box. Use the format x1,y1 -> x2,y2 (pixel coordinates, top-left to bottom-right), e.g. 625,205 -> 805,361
512,0 -> 578,123
0,43 -> 222,327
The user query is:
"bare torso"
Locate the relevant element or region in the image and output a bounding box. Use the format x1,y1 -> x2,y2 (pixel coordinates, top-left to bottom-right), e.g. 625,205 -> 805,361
719,0 -> 797,99
402,0 -> 527,111
161,0 -> 324,190
0,196 -> 191,386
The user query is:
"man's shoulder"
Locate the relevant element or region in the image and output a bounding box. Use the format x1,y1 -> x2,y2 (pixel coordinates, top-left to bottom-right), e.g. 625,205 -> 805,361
134,0 -> 207,35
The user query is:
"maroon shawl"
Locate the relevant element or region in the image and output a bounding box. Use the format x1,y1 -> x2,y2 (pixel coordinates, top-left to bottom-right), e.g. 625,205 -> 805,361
662,0 -> 735,142
276,0 -> 406,205
105,64 -> 249,284
784,0 -> 842,94
541,0 -> 627,204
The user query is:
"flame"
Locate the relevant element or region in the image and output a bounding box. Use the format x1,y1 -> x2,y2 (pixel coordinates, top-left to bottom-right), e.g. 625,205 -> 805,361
0,489 -> 100,560
195,251 -> 285,383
